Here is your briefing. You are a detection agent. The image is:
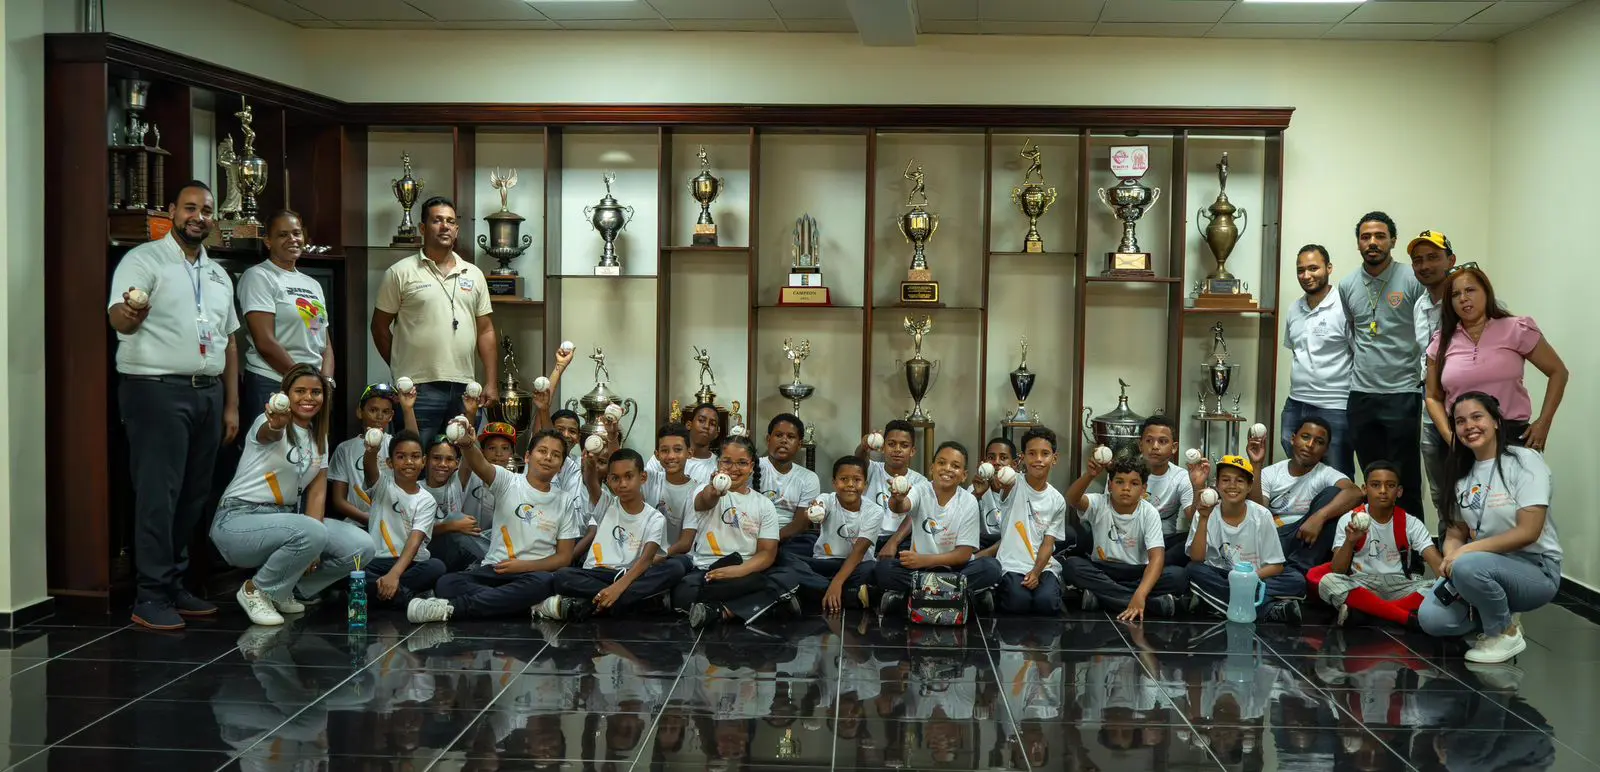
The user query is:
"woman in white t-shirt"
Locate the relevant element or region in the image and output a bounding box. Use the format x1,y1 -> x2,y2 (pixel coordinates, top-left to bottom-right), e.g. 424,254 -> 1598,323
237,211 -> 334,430
210,364 -> 376,627
1418,392 -> 1562,665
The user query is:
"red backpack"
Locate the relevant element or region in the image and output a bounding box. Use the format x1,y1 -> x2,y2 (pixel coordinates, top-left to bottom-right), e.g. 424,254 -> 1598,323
1350,505 -> 1417,577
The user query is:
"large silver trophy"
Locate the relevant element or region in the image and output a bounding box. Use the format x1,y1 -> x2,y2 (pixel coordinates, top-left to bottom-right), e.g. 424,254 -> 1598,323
479,168 -> 533,296
1195,322 -> 1244,464
585,172 -> 635,276
564,347 -> 639,441
778,338 -> 816,445
899,316 -> 938,421
1084,379 -> 1147,461
1096,145 -> 1160,277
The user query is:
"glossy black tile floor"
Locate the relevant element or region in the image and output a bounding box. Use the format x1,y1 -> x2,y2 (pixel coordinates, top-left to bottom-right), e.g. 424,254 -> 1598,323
4,598 -> 1600,771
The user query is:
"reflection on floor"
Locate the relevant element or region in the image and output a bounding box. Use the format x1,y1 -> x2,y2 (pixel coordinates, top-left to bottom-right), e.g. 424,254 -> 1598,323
2,598 -> 1600,771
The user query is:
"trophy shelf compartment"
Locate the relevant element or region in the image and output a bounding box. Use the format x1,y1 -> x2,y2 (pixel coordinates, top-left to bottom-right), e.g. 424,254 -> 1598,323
1180,306 -> 1277,316
661,245 -> 749,253
754,303 -> 864,310
1084,274 -> 1181,285
490,297 -> 544,307
988,251 -> 1081,257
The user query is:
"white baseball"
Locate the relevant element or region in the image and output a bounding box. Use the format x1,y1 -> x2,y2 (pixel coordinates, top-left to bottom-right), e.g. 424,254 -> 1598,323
1249,422 -> 1268,440
712,472 -> 732,493
532,376 -> 551,393
583,434 -> 604,454
1351,512 -> 1373,531
364,428 -> 384,448
1199,488 -> 1219,508
728,423 -> 748,438
1185,448 -> 1203,465
465,381 -> 482,399
445,421 -> 468,443
975,462 -> 995,481
806,502 -> 827,524
866,432 -> 884,451
267,392 -> 291,414
995,466 -> 1018,486
396,376 -> 414,393
604,403 -> 623,421
126,288 -> 150,309
559,340 -> 575,355
1093,445 -> 1113,465
889,475 -> 911,495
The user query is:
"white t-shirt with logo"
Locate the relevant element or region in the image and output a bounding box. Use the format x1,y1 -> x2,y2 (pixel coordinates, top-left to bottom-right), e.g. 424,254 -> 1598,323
367,472 -> 442,563
687,487 -> 780,570
811,494 -> 881,562
1333,505 -> 1434,576
237,259 -> 331,380
1456,447 -> 1560,560
464,473 -> 496,527
328,434 -> 390,515
481,466 -> 584,565
1144,463 -> 1194,536
867,461 -> 931,535
583,495 -> 667,571
906,485 -> 981,556
1082,493 -> 1165,566
220,415 -> 328,506
1259,461 -> 1349,527
976,488 -> 1005,539
1187,500 -> 1285,571
684,454 -> 718,483
758,457 -> 822,526
996,482 -> 1068,575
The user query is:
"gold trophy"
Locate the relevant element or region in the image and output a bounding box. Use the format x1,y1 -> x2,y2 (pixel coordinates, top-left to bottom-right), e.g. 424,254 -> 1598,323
688,145 -> 723,246
898,160 -> 940,305
390,151 -> 424,248
1010,139 -> 1058,253
232,98 -> 267,246
1194,153 -> 1256,309
899,316 -> 938,421
494,335 -> 534,472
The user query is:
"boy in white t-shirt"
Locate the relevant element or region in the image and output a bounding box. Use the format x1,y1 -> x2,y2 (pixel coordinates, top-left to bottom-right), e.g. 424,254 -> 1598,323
327,383 -> 399,525
645,423 -> 705,551
1307,461 -> 1439,630
1138,415 -> 1199,565
789,455 -> 882,614
856,419 -> 933,545
1185,455 -> 1307,625
545,448 -> 689,620
1248,416 -> 1366,573
361,429 -> 448,608
977,427 -> 1071,615
760,413 -> 823,556
1061,454 -> 1188,620
873,440 -> 1003,615
968,437 -> 1016,550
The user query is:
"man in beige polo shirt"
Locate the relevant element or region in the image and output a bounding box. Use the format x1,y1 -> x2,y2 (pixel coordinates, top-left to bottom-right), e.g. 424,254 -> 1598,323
371,196 -> 499,438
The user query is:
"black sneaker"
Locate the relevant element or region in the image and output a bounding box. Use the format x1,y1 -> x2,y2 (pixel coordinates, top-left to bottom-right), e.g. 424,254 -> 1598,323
131,599 -> 185,631
973,590 -> 996,615
878,590 -> 906,617
1080,589 -> 1100,612
688,602 -> 717,630
561,597 -> 594,623
1264,598 -> 1303,626
1151,595 -> 1177,618
172,589 -> 218,617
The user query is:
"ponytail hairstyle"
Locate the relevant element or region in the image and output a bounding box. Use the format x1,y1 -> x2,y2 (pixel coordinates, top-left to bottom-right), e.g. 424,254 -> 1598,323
278,362 -> 331,456
720,434 -> 761,491
1440,391 -> 1512,528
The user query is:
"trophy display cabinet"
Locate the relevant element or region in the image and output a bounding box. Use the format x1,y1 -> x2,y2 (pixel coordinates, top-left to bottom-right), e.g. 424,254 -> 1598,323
46,33 -> 1288,610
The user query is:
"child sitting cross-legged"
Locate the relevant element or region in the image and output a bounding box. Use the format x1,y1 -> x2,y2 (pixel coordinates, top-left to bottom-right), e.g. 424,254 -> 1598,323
873,441 -> 1002,615
1060,452 -> 1188,620
789,455 -> 883,614
1308,461 -> 1439,630
1184,455 -> 1306,625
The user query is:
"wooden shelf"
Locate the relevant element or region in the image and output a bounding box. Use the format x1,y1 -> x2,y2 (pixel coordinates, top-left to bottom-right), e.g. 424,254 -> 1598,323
1181,306 -> 1277,316
988,251 -> 1080,258
661,245 -> 748,252
872,304 -> 985,311
490,297 -> 544,307
754,303 -> 864,310
1085,274 -> 1181,284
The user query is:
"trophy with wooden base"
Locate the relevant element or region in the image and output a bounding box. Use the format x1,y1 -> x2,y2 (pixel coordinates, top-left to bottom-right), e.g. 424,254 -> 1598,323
778,214 -> 831,305
1194,153 -> 1257,309
898,160 -> 941,305
1097,145 -> 1159,277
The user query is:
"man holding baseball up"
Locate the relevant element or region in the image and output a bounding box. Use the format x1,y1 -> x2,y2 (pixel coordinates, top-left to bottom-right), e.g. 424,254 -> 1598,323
107,181 -> 240,630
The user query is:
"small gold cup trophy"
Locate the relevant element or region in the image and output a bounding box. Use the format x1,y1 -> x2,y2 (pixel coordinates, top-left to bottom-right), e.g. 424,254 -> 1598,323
390,150 -> 424,248
688,145 -> 723,246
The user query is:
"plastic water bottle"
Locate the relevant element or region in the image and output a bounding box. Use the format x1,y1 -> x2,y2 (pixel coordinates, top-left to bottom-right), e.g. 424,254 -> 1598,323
347,570 -> 368,629
1226,561 -> 1268,623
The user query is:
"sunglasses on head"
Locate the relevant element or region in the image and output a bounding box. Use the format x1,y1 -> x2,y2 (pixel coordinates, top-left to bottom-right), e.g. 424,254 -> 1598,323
360,383 -> 398,403
1447,261 -> 1480,275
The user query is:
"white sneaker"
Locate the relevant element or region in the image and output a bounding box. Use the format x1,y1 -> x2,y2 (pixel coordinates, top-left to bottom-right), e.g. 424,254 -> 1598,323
406,597 -> 454,624
1465,625 -> 1526,664
237,584 -> 285,627
533,596 -> 564,620
272,596 -> 306,614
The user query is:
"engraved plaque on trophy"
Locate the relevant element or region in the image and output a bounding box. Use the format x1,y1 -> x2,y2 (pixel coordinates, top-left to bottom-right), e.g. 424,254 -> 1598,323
1194,153 -> 1257,309
1097,146 -> 1160,277
779,214 -> 831,306
898,160 -> 941,305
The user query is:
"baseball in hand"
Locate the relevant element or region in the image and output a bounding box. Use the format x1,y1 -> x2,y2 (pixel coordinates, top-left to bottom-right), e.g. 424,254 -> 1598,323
1092,445 -> 1113,465
995,466 -> 1018,486
364,428 -> 384,448
583,434 -> 604,454
975,462 -> 995,481
1351,512 -> 1373,531
1199,488 -> 1219,508
395,376 -> 414,393
806,501 -> 827,524
712,472 -> 732,493
532,376 -> 551,393
559,340 -> 575,355
126,288 -> 150,309
465,381 -> 482,399
445,421 -> 468,443
604,403 -> 623,421
1249,423 -> 1268,440
889,475 -> 911,495
267,392 -> 291,414
866,432 -> 884,451
1185,448 -> 1204,465
728,423 -> 748,438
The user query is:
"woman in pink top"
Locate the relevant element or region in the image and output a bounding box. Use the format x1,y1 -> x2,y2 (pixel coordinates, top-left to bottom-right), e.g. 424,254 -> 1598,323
1425,266 -> 1568,450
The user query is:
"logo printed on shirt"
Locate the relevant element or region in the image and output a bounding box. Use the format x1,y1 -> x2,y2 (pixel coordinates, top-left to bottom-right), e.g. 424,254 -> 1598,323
514,503 -> 542,523
458,277 -> 476,292
1387,291 -> 1404,308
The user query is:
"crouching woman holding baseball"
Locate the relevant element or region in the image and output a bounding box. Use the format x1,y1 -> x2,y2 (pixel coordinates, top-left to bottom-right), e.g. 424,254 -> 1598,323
211,363 -> 377,626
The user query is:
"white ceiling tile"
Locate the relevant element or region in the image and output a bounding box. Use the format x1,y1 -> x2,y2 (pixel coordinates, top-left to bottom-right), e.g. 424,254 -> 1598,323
1465,1 -> 1573,25
229,0 -> 325,20
1098,0 -> 1233,24
1323,22 -> 1454,39
1207,22 -> 1336,38
530,1 -> 662,20
771,0 -> 851,19
1219,1 -> 1360,24
979,20 -> 1095,34
336,18 -> 560,27
1344,2 -> 1491,24
290,0 -> 427,20
403,0 -> 548,20
556,17 -> 675,28
646,0 -> 778,20
1433,21 -> 1522,39
1092,21 -> 1217,36
296,19 -> 346,26
919,18 -> 980,32
916,0 -> 979,21
669,17 -> 786,29
781,18 -> 858,31
978,0 -> 1102,23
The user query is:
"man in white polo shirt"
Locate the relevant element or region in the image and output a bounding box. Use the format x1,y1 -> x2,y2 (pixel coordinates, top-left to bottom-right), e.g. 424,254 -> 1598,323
370,196 -> 498,438
106,180 -> 240,630
1280,244 -> 1354,476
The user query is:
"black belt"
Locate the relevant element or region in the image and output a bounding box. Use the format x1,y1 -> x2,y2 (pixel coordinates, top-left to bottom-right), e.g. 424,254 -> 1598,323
125,374 -> 220,388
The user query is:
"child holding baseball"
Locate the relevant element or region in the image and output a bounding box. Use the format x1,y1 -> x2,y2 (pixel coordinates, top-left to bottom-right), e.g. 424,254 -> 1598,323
978,427 -> 1072,616
873,441 -> 1002,615
1185,455 -> 1307,625
855,420 -> 931,548
789,455 -> 882,614
1060,449 -> 1188,620
1308,461 -> 1439,630
327,383 -> 399,525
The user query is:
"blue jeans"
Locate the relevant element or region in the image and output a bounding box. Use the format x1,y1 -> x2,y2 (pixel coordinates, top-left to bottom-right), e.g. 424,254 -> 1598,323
210,500 -> 376,602
1418,552 -> 1560,638
242,370 -> 282,435
399,381 -> 467,440
1280,398 -> 1353,478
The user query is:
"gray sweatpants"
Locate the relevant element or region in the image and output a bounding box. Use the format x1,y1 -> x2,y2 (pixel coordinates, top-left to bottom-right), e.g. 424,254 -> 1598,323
211,500 -> 377,602
1317,572 -> 1433,607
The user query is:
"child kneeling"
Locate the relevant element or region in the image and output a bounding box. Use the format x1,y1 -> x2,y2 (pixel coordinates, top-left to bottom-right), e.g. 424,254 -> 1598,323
1185,455 -> 1306,624
1308,461 -> 1438,630
1061,453 -> 1188,620
873,441 -> 1002,615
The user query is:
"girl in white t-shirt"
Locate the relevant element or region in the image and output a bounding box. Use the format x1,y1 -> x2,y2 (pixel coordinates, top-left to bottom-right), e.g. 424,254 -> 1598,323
210,364 -> 376,627
668,435 -> 797,630
1418,392 -> 1562,665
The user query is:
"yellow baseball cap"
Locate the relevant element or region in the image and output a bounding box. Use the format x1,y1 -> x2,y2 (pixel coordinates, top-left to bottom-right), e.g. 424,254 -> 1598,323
1407,229 -> 1453,257
1218,454 -> 1255,480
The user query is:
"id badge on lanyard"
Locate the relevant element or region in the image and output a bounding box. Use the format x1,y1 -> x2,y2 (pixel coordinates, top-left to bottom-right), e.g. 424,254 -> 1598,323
189,262 -> 214,357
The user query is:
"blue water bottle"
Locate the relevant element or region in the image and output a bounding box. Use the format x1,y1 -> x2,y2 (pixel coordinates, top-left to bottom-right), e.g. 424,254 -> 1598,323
348,570 -> 368,629
1226,561 -> 1268,623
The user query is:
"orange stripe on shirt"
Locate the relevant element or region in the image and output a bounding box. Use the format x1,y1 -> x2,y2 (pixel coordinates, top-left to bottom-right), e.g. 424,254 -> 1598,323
592,544 -> 604,565
501,526 -> 514,557
265,472 -> 284,505
1012,660 -> 1033,696
706,532 -> 723,556
1015,522 -> 1036,559
379,521 -> 399,556
355,485 -> 371,506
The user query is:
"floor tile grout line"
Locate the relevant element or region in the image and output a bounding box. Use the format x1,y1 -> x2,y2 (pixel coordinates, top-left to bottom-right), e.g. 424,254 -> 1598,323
973,614 -> 1030,771
1374,626 -> 1551,734
1254,633 -> 1423,772
3,642 -> 242,772
5,624 -> 134,681
628,627 -> 704,772
418,624 -> 564,772
1114,617 -> 1231,771
829,616 -> 845,772
221,623 -> 429,771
